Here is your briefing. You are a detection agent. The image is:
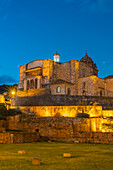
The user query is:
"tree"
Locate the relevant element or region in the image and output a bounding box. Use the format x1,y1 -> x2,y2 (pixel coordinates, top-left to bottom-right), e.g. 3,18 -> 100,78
0,103 -> 8,116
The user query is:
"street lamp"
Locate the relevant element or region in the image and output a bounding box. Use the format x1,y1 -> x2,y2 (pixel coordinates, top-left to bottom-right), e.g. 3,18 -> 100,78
11,91 -> 15,95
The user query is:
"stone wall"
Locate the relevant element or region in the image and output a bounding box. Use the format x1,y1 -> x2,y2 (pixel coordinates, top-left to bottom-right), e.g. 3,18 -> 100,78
27,60 -> 43,70
106,78 -> 113,97
17,105 -> 102,117
79,61 -> 94,78
17,88 -> 50,97
60,132 -> 113,144
43,59 -> 53,79
18,64 -> 26,90
55,62 -> 72,83
0,132 -> 39,144
0,119 -> 8,130
1,116 -> 113,144
6,116 -> 113,133
4,116 -> 113,144
78,76 -> 106,96
14,94 -> 113,107
0,133 -> 10,143
50,84 -> 75,95
78,76 -> 95,96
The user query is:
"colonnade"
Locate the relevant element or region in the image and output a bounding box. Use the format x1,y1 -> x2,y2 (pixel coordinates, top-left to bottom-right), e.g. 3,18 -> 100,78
24,78 -> 41,90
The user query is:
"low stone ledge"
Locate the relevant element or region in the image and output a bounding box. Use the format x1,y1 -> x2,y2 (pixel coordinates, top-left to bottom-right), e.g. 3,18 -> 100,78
18,150 -> 26,154
32,158 -> 41,165
63,153 -> 71,158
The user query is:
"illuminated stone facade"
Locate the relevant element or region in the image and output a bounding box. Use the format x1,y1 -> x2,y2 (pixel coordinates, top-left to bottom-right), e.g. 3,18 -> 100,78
0,94 -> 5,103
18,105 -> 102,118
17,52 -> 113,98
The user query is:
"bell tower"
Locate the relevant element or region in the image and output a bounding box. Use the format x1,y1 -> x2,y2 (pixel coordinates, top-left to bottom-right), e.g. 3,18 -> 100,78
53,52 -> 60,62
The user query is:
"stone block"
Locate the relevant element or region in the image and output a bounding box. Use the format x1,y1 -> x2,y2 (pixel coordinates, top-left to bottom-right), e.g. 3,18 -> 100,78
63,153 -> 71,158
81,138 -> 86,143
48,140 -> 52,143
74,140 -> 79,143
18,150 -> 26,154
32,158 -> 41,165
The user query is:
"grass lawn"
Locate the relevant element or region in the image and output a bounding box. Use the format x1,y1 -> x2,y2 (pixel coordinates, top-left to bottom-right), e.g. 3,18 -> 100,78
0,142 -> 113,170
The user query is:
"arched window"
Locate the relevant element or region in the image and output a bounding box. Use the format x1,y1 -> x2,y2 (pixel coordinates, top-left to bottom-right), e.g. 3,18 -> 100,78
56,86 -> 61,93
67,88 -> 71,95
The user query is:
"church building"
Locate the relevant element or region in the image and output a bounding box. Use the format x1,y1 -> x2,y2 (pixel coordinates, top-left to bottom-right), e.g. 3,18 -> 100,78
17,52 -> 113,97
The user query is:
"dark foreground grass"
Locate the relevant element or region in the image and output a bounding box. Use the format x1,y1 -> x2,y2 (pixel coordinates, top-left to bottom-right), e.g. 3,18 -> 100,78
0,142 -> 113,170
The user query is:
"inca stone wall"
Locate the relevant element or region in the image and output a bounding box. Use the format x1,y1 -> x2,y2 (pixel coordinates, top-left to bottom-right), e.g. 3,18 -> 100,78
14,94 -> 113,108
17,105 -> 102,117
0,132 -> 39,144
3,116 -> 113,144
0,120 -> 8,130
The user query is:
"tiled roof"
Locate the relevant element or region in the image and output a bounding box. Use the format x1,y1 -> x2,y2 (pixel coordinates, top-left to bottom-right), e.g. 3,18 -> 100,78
51,79 -> 74,85
104,75 -> 113,79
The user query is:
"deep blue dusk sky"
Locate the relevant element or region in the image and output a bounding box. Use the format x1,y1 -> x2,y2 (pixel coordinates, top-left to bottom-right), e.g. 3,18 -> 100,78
0,0 -> 113,84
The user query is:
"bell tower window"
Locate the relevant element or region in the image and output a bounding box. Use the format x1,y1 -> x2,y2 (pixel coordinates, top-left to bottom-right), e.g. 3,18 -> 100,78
53,52 -> 60,62
82,69 -> 85,77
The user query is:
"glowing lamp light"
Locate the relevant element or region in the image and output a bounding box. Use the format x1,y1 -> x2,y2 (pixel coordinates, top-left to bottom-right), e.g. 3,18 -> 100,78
12,91 -> 15,95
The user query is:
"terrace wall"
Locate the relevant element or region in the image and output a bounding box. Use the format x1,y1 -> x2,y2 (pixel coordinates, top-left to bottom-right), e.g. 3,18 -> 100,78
1,116 -> 113,144
6,116 -> 113,142
14,94 -> 113,107
0,132 -> 39,144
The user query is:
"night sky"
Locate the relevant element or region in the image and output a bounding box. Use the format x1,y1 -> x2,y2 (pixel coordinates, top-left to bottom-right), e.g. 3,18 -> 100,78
0,0 -> 113,84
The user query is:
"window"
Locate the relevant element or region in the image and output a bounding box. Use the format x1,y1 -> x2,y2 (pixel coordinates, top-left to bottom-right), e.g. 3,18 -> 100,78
100,90 -> 102,96
83,90 -> 86,96
82,82 -> 86,89
67,88 -> 71,95
56,86 -> 61,93
82,69 -> 85,77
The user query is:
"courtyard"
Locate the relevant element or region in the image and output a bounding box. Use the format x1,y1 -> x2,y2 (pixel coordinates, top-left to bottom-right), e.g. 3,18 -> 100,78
0,142 -> 113,170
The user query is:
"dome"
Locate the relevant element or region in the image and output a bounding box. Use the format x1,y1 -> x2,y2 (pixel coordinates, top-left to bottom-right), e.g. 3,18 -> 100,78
80,52 -> 97,68
80,52 -> 93,63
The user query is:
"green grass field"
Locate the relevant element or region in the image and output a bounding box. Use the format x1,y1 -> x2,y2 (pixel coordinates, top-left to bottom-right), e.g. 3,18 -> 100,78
0,142 -> 113,170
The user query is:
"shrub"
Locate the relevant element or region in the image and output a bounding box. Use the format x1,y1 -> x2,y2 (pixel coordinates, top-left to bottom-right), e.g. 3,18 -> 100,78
21,112 -> 28,118
0,103 -> 8,116
8,108 -> 22,116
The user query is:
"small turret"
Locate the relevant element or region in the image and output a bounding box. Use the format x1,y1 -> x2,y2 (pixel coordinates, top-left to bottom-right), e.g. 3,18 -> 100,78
53,52 -> 60,62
